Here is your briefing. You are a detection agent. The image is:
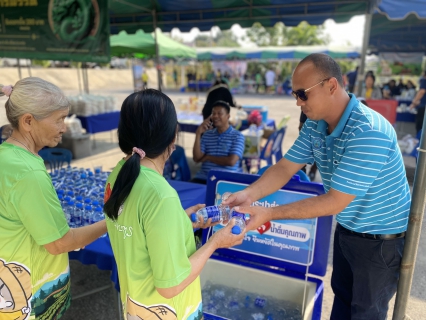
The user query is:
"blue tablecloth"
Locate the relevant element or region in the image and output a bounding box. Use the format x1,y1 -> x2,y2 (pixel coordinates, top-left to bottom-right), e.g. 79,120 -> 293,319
77,111 -> 120,134
187,81 -> 213,91
396,112 -> 416,123
69,180 -> 207,291
179,119 -> 276,134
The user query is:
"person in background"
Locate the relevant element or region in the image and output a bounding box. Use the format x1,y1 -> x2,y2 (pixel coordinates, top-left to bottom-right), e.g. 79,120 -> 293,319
141,69 -> 149,89
361,73 -> 383,99
383,79 -> 401,99
404,80 -> 417,100
173,68 -> 178,88
202,79 -> 236,119
193,100 -> 245,184
224,53 -> 410,320
265,68 -> 276,94
345,66 -> 358,93
0,78 -> 107,320
255,70 -> 264,94
409,70 -> 426,134
104,90 -> 244,319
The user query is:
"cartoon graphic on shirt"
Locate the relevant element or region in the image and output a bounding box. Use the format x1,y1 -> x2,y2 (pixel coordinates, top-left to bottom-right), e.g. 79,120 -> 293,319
31,270 -> 70,319
126,295 -> 177,320
0,259 -> 32,320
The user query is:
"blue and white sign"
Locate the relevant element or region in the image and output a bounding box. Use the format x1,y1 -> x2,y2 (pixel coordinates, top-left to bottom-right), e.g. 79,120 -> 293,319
208,181 -> 318,266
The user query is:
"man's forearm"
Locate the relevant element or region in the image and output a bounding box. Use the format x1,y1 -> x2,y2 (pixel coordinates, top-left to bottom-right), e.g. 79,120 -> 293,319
193,134 -> 204,162
203,155 -> 237,166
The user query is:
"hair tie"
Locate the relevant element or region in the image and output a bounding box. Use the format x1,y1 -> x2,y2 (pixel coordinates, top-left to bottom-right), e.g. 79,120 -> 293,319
132,147 -> 146,159
1,85 -> 13,97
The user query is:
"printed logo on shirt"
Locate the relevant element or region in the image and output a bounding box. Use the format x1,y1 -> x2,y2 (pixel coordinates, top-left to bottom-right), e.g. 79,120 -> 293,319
312,137 -> 323,149
0,259 -> 32,320
126,295 -> 177,320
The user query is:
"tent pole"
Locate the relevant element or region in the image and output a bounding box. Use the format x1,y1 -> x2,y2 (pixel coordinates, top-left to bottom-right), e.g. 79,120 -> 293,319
356,13 -> 372,97
27,59 -> 32,77
393,117 -> 426,319
152,10 -> 161,92
76,62 -> 82,95
17,58 -> 22,80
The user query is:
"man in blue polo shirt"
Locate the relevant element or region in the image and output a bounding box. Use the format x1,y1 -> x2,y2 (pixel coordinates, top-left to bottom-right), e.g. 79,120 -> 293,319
409,70 -> 426,134
224,54 -> 410,320
192,100 -> 245,183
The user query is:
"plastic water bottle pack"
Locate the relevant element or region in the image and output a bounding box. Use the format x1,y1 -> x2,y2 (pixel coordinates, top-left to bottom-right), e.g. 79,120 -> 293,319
190,192 -> 247,235
51,166 -> 110,234
202,281 -> 302,320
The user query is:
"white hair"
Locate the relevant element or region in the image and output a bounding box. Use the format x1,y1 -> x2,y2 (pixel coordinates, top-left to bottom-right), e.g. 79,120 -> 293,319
1,77 -> 69,128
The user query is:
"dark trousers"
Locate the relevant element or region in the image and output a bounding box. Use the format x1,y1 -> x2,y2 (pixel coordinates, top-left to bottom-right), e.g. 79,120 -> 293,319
330,224 -> 405,320
415,106 -> 425,134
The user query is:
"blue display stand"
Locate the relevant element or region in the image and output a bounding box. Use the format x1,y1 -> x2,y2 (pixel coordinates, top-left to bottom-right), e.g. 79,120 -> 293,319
201,170 -> 332,320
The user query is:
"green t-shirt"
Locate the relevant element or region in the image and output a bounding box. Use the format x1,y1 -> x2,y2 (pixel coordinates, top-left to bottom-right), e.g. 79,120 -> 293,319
105,160 -> 202,320
0,143 -> 71,320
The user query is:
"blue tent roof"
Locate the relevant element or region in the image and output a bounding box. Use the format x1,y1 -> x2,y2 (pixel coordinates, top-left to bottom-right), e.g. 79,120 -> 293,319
369,0 -> 426,53
377,0 -> 426,20
109,0 -> 379,34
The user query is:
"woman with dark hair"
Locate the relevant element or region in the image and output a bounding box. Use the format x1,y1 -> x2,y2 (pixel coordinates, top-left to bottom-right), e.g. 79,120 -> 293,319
361,73 -> 382,99
104,89 -> 244,319
202,79 -> 235,119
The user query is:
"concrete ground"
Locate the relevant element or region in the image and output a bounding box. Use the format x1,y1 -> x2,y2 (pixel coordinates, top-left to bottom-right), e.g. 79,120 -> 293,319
1,90 -> 425,319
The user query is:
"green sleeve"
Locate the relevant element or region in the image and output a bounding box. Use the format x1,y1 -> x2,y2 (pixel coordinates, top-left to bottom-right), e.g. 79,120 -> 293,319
144,196 -> 192,289
11,170 -> 70,246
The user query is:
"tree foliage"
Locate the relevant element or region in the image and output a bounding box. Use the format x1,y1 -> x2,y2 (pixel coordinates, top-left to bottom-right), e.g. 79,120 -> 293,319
247,21 -> 330,47
195,30 -> 240,47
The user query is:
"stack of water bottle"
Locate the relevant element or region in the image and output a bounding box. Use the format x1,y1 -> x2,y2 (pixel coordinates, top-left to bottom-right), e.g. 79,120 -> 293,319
190,192 -> 247,235
51,167 -> 110,232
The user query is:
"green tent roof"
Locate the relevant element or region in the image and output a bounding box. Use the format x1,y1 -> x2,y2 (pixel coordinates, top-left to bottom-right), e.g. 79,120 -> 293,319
110,30 -> 196,58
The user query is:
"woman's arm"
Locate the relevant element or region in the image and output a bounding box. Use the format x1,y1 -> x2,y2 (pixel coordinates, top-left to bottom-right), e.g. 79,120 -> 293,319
156,220 -> 244,299
44,221 -> 107,255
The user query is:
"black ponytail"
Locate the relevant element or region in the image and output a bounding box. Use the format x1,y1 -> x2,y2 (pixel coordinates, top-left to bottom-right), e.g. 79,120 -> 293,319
104,89 -> 177,220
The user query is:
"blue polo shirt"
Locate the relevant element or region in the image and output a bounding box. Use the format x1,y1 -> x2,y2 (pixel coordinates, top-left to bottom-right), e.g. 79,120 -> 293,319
195,126 -> 245,180
285,94 -> 411,234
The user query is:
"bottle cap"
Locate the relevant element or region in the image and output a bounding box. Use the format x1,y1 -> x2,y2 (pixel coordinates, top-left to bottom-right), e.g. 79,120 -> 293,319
190,213 -> 197,222
231,225 -> 241,235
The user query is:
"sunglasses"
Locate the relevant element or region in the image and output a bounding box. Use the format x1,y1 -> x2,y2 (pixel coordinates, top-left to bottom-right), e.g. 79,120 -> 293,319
291,78 -> 331,101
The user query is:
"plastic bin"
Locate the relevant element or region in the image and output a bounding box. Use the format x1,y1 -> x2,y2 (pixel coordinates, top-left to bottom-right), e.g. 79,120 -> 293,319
201,259 -> 318,320
202,170 -> 332,320
59,134 -> 91,159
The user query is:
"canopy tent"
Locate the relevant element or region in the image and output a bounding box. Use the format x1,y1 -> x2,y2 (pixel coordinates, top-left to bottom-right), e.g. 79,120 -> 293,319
110,30 -> 196,58
369,14 -> 426,53
109,0 -> 378,34
376,0 -> 426,20
196,46 -> 360,61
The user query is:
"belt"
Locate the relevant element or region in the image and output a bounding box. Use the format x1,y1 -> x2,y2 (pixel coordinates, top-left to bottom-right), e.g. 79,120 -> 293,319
340,225 -> 405,240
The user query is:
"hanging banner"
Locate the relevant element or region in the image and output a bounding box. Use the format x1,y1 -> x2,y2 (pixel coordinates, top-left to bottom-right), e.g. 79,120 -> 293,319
0,0 -> 110,62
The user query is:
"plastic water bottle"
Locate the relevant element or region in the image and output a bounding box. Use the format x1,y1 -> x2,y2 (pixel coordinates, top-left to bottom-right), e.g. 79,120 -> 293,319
74,202 -> 84,227
83,205 -> 93,226
64,201 -> 74,226
190,206 -> 246,235
93,206 -> 104,222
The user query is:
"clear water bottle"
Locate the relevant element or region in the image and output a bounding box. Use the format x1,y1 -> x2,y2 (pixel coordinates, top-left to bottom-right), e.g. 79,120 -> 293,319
83,205 -> 93,226
93,206 -> 104,222
64,201 -> 74,226
190,206 -> 246,235
74,202 -> 84,227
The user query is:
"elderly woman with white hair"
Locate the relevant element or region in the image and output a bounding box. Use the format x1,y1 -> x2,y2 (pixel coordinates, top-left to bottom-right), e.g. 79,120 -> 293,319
0,77 -> 106,320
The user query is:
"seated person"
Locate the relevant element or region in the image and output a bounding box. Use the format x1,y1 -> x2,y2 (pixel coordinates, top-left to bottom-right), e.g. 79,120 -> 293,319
193,100 -> 245,183
361,73 -> 382,99
202,80 -> 235,119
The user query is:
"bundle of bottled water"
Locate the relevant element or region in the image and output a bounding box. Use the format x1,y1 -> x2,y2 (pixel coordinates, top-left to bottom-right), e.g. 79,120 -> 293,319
51,167 -> 110,230
202,281 -> 302,320
190,192 -> 247,235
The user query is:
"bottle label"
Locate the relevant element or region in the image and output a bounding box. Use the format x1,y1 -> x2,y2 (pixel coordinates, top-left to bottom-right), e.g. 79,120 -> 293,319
231,211 -> 246,221
205,206 -> 221,223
